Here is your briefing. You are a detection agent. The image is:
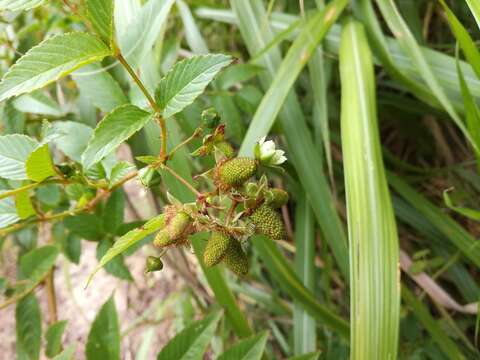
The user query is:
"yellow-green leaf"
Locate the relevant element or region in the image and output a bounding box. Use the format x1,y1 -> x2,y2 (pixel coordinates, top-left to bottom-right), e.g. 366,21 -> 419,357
15,190 -> 35,219
25,144 -> 56,182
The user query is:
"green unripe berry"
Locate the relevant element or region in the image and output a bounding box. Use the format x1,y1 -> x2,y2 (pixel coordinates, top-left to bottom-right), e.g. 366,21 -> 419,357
153,229 -> 175,247
223,239 -> 248,276
203,232 -> 232,267
215,157 -> 257,190
145,256 -> 163,272
168,211 -> 192,239
250,204 -> 286,240
265,188 -> 289,208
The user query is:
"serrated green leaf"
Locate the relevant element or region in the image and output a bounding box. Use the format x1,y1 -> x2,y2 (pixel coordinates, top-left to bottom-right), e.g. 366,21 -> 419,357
156,310 -> 222,360
81,104 -> 152,169
12,91 -> 64,116
108,161 -> 135,188
96,239 -> 133,281
72,64 -> 127,112
64,214 -> 104,241
20,245 -> 59,282
0,33 -> 112,102
16,294 -> 41,360
86,296 -> 120,360
103,189 -> 124,234
15,190 -> 35,219
217,331 -> 268,360
46,320 -> 68,358
0,0 -> 46,11
0,197 -> 20,228
0,134 -> 38,180
25,144 -> 56,182
51,121 -> 93,162
86,0 -> 114,44
118,0 -> 175,69
87,214 -> 165,286
155,54 -> 233,119
2,101 -> 26,134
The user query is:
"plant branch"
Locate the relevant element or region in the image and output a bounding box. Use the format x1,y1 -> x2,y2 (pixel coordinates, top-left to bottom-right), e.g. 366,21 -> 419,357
0,182 -> 41,200
161,164 -> 201,197
116,53 -> 168,160
168,127 -> 203,159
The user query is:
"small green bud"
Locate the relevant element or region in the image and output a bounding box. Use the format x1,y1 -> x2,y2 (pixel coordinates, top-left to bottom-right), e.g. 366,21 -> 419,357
201,107 -> 221,128
203,232 -> 232,267
145,256 -> 163,272
214,141 -> 235,159
250,204 -> 286,240
215,157 -> 257,190
223,239 -> 248,276
265,188 -> 289,208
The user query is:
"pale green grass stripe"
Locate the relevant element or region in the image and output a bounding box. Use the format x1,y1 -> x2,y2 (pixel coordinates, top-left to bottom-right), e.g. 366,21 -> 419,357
340,20 -> 400,359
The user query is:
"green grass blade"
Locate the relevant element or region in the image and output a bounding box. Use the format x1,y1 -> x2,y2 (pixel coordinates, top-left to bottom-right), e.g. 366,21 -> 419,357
465,0 -> 480,29
402,286 -> 466,360
340,20 -> 400,359
309,45 -> 333,180
388,174 -> 480,268
293,193 -> 317,355
353,0 -> 439,108
196,9 -> 480,106
440,0 -> 480,79
456,51 -> 480,172
238,0 -> 348,154
252,236 -> 349,339
231,0 -> 349,280
375,0 -> 477,152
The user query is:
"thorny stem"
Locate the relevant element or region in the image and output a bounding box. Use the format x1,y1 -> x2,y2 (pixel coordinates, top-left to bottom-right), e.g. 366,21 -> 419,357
0,182 -> 41,200
168,127 -> 203,159
161,164 -> 202,197
45,269 -> 58,324
0,189 -> 108,237
116,52 -> 168,160
45,225 -> 58,324
225,199 -> 238,226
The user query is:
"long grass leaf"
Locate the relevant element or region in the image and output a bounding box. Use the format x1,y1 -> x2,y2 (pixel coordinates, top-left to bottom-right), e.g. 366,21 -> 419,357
340,20 -> 400,359
388,174 -> 480,267
252,236 -> 349,339
402,286 -> 466,360
238,0 -> 348,154
465,0 -> 480,29
293,193 -> 317,355
375,0 -> 477,152
196,9 -> 480,106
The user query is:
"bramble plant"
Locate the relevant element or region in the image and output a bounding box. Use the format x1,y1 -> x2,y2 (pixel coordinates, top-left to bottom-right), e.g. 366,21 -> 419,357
0,0 -> 291,358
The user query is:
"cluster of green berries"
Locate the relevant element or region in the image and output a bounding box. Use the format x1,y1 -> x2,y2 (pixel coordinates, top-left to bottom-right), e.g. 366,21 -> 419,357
145,111 -> 288,276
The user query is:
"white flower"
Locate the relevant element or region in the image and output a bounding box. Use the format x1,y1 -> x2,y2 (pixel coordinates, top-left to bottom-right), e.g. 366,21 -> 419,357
254,136 -> 287,166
